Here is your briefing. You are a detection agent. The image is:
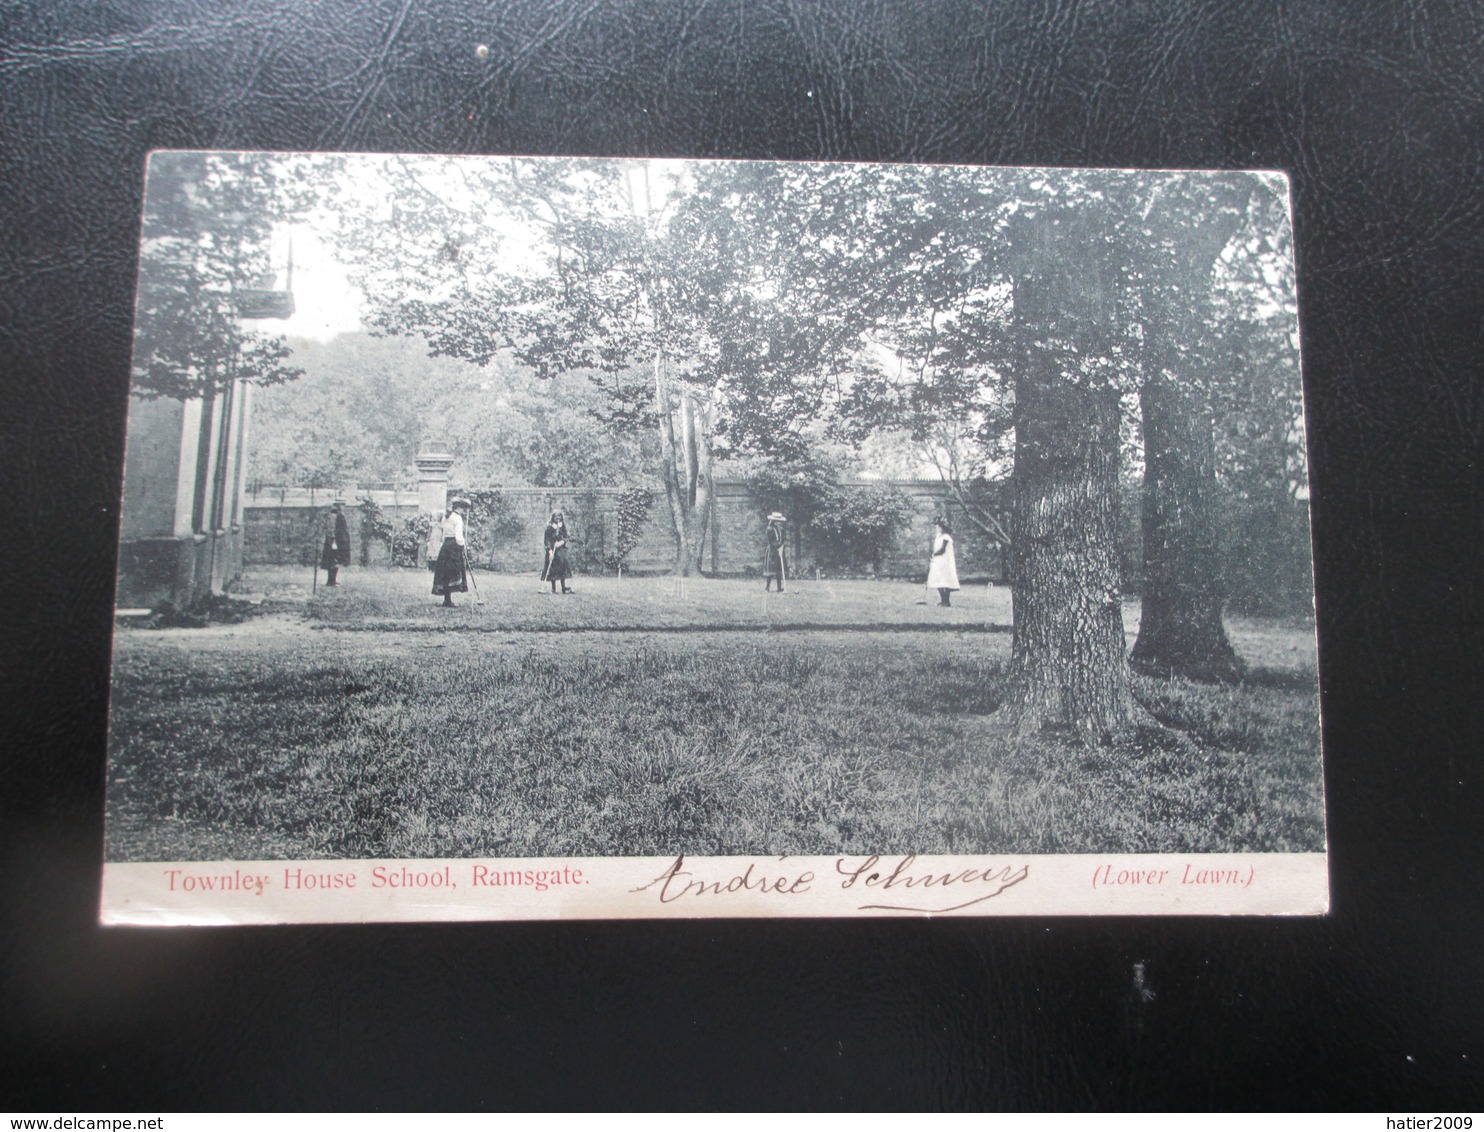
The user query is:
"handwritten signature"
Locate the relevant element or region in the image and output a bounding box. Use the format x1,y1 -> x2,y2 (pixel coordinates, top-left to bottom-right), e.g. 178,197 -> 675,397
836,854 -> 1030,912
632,854 -> 1029,913
631,856 -> 815,903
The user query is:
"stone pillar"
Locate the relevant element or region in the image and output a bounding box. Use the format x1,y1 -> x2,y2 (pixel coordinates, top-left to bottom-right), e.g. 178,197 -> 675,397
415,451 -> 454,565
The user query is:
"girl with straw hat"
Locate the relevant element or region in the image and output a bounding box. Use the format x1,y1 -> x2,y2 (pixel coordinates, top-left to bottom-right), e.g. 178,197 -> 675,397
763,512 -> 788,592
432,498 -> 470,607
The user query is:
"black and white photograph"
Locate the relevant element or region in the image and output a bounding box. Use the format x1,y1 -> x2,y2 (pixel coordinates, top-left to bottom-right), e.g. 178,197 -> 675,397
103,152 -> 1324,921
11,0 -> 1484,1108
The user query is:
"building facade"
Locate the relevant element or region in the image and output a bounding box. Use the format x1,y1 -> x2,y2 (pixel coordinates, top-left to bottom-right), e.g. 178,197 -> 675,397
115,378 -> 254,609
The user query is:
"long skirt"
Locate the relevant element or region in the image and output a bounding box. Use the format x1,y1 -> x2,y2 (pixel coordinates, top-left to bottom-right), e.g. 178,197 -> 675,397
544,545 -> 572,581
763,545 -> 786,579
431,538 -> 468,595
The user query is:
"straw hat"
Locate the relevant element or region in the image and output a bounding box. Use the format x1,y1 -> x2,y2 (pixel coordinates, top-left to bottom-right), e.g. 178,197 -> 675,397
767,512 -> 786,522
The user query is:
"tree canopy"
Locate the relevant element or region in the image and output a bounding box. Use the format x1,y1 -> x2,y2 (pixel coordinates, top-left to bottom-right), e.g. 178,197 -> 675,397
215,152 -> 1306,735
132,152 -> 309,400
248,331 -> 654,491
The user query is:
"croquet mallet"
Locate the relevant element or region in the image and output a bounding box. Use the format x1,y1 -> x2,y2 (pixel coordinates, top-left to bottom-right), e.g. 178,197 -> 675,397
465,552 -> 486,605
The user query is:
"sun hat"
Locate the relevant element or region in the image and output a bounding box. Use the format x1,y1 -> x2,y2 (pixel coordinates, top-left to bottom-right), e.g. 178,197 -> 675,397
767,512 -> 786,521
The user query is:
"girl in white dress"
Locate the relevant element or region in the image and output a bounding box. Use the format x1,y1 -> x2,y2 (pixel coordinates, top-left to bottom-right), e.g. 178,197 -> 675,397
926,518 -> 960,607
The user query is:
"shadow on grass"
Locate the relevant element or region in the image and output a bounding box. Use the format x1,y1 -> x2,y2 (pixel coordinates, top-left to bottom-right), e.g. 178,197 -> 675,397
1239,665 -> 1321,692
106,631 -> 1325,861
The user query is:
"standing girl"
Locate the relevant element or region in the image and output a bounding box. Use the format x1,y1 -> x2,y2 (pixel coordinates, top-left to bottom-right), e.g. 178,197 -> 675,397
763,512 -> 788,592
927,517 -> 960,607
319,500 -> 352,587
431,498 -> 470,607
542,511 -> 573,594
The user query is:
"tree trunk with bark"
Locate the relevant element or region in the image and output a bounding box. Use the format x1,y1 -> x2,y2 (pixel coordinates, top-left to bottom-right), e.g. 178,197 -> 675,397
1128,371 -> 1244,680
1129,183 -> 1251,681
998,212 -> 1139,742
654,351 -> 714,576
1002,357 -> 1138,741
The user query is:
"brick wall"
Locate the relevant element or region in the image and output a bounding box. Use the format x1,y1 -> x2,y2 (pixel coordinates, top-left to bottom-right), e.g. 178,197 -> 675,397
243,480 -> 1009,581
242,497 -> 418,567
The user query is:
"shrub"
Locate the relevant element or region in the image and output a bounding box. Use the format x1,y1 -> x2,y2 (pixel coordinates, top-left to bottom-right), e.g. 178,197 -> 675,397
812,484 -> 914,575
391,514 -> 432,568
356,498 -> 394,566
742,451 -> 845,533
1221,496 -> 1315,617
461,489 -> 525,570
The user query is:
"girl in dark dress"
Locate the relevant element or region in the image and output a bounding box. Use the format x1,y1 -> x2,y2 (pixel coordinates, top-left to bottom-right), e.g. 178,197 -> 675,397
431,498 -> 470,607
542,512 -> 573,594
763,512 -> 787,591
319,501 -> 352,586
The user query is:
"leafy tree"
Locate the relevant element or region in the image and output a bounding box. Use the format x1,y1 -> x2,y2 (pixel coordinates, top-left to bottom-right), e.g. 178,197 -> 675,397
1126,175 -> 1262,682
132,152 -> 307,402
301,155 -> 1302,739
326,157 -> 717,570
913,420 -> 1014,548
993,203 -> 1143,739
249,331 -> 650,491
741,446 -> 844,531
775,166 -> 1138,738
432,364 -> 654,489
330,157 -> 913,574
1210,210 -> 1311,618
824,167 -> 1293,727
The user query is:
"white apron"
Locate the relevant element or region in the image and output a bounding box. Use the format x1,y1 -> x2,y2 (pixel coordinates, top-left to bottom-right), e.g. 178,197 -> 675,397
926,533 -> 960,590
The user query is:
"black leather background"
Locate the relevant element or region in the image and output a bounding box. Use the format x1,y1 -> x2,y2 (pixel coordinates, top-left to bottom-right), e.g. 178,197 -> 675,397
2,0 -> 1480,1110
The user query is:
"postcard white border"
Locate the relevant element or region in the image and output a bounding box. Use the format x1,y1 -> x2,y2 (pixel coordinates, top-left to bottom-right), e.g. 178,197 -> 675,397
101,852 -> 1328,924
105,154 -> 1326,928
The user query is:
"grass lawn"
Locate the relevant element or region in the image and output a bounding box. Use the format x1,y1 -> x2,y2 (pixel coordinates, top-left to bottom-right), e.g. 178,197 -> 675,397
104,567 -> 1325,861
303,565 -> 1019,631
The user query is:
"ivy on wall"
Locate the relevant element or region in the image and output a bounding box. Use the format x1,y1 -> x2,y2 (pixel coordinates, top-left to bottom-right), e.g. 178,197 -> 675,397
603,488 -> 655,575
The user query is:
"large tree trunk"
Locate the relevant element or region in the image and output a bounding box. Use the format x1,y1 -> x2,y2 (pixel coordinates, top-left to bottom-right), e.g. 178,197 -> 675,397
1129,182 -> 1251,681
1001,355 -> 1138,741
1129,373 -> 1244,680
654,352 -> 713,576
998,211 -> 1138,742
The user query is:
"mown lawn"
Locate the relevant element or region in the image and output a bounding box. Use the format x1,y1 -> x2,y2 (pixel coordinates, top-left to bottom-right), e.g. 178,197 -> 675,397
295,566 -> 1018,632
105,570 -> 1325,860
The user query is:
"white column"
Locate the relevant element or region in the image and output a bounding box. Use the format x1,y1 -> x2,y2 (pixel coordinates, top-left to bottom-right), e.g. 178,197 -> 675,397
173,396 -> 204,538
415,452 -> 454,563
230,378 -> 252,530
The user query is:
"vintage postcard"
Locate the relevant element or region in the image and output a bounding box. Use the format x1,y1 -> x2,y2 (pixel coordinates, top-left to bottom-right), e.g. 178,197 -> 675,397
102,152 -> 1325,923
